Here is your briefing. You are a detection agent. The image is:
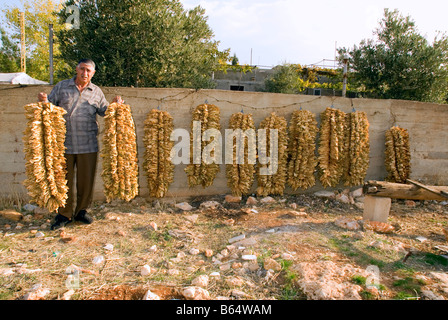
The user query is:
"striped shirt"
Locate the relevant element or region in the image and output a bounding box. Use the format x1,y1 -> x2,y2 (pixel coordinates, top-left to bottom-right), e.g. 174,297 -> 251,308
48,76 -> 109,154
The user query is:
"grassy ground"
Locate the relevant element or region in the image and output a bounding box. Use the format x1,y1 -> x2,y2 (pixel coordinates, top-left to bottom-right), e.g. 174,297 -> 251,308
1,194 -> 447,300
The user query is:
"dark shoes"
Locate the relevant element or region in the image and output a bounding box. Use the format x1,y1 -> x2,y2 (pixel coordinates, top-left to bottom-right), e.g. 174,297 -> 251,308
74,210 -> 94,224
50,210 -> 94,230
50,214 -> 72,230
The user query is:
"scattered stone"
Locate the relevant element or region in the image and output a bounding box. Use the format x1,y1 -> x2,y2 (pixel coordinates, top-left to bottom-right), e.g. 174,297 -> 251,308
117,230 -> 126,237
104,243 -> 114,251
22,283 -> 50,300
242,254 -> 257,261
192,275 -> 209,288
416,236 -> 428,243
247,261 -> 260,271
226,276 -> 244,287
229,234 -> 245,244
314,191 -> 335,198
246,196 -> 258,205
260,196 -> 276,204
61,289 -> 75,300
175,202 -> 194,211
0,209 -> 23,221
182,286 -> 210,300
200,201 -> 221,209
223,218 -> 235,226
350,188 -> 364,198
288,210 -> 308,217
0,268 -> 15,276
210,272 -> 220,279
204,249 -> 214,257
336,193 -> 353,204
141,265 -> 154,276
149,222 -> 158,231
232,262 -> 243,269
405,200 -> 417,207
231,289 -> 249,298
23,204 -> 39,212
184,214 -> 199,224
363,220 -> 395,233
92,255 -> 105,265
35,231 -> 45,238
189,248 -> 200,255
168,269 -> 180,276
281,253 -> 294,260
220,263 -> 231,271
142,289 -> 161,300
334,217 -> 361,231
225,195 -> 242,203
23,215 -> 33,222
148,245 -> 157,253
264,258 -> 282,272
421,290 -> 445,300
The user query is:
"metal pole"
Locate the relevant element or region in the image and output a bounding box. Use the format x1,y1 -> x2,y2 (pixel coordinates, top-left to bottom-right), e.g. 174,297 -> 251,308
342,54 -> 349,98
49,24 -> 54,85
20,12 -> 26,73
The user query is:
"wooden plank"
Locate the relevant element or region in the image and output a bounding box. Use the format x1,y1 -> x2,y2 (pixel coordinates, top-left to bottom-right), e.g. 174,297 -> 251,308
363,180 -> 448,201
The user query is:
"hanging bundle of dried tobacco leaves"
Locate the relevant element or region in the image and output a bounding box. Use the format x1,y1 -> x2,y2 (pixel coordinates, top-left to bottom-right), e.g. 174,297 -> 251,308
385,126 -> 411,183
287,109 -> 318,190
226,112 -> 256,196
256,112 -> 288,196
101,102 -> 139,202
185,103 -> 221,188
23,102 -> 68,212
143,109 -> 174,198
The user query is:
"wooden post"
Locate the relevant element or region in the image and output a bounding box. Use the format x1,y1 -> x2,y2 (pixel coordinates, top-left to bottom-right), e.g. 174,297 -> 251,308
363,195 -> 391,223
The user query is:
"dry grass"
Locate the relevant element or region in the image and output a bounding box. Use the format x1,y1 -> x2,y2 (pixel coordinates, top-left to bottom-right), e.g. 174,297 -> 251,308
1,194 -> 447,300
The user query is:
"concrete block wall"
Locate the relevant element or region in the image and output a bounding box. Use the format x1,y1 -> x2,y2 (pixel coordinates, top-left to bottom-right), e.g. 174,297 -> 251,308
1,84 -> 447,202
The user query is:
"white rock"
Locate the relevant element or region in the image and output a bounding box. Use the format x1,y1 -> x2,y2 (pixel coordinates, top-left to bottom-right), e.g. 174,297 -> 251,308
229,234 -> 245,244
143,289 -> 161,300
416,236 -> 428,243
231,289 -> 249,298
22,283 -> 50,300
0,268 -> 15,276
335,193 -> 353,204
103,243 -> 114,251
23,204 -> 39,212
314,191 -> 335,198
61,289 -> 75,300
351,188 -> 364,198
182,286 -> 210,300
189,248 -> 200,255
242,254 -> 257,261
92,255 -> 105,265
260,196 -> 276,204
210,272 -> 220,278
281,253 -> 294,260
35,231 -> 45,238
200,201 -> 221,209
192,275 -> 209,288
184,214 -> 199,223
149,245 -> 158,253
175,202 -> 194,211
141,265 -> 154,276
168,269 -> 180,276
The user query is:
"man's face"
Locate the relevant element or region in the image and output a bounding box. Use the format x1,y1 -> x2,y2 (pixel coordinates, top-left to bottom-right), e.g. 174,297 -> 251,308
76,63 -> 96,84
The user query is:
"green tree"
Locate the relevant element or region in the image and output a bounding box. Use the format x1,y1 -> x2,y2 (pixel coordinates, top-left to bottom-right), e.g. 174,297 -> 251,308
2,0 -> 68,82
264,63 -> 343,94
339,9 -> 448,103
56,0 -> 230,88
0,27 -> 21,72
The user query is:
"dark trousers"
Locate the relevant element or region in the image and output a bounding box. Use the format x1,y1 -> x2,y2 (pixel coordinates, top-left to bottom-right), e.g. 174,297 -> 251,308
58,152 -> 98,219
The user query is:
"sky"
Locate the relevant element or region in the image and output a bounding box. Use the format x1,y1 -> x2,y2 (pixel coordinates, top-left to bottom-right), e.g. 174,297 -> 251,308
2,0 -> 448,68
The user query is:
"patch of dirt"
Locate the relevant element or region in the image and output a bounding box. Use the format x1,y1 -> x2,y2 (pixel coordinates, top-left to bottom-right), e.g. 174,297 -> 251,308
1,194 -> 447,301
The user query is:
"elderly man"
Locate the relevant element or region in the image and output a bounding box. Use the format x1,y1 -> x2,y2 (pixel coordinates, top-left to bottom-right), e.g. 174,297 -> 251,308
38,59 -> 123,230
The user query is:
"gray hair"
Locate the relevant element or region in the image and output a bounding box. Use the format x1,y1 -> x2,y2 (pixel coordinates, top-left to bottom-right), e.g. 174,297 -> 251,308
77,59 -> 96,69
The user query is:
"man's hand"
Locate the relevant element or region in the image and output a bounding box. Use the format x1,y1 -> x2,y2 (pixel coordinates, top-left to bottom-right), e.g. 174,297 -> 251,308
112,96 -> 124,104
38,92 -> 48,102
